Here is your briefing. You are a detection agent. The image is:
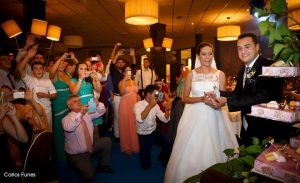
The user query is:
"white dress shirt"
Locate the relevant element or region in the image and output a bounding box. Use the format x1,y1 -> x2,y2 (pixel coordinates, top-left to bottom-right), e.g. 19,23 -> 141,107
21,73 -> 56,113
243,54 -> 259,130
93,72 -> 108,99
135,69 -> 156,90
62,103 -> 106,154
133,100 -> 170,135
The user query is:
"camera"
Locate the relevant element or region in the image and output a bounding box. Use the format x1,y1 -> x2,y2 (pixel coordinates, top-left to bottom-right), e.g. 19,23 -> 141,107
127,70 -> 131,79
155,91 -> 164,102
122,49 -> 130,55
91,57 -> 98,61
86,71 -> 92,76
13,92 -> 24,99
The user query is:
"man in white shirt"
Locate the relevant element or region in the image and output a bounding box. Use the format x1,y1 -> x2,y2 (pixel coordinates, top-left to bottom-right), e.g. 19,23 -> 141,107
63,95 -> 114,181
135,58 -> 156,94
17,48 -> 57,132
0,51 -> 16,90
133,84 -> 173,170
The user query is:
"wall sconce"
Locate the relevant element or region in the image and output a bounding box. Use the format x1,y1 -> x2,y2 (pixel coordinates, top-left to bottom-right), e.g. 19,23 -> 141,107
166,64 -> 170,83
1,19 -> 22,49
143,38 -> 153,52
46,25 -> 61,66
31,19 -> 48,36
162,37 -> 173,51
46,25 -> 61,41
125,0 -> 158,25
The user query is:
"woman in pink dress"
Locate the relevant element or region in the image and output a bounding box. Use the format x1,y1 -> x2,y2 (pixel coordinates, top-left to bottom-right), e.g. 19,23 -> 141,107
118,66 -> 140,154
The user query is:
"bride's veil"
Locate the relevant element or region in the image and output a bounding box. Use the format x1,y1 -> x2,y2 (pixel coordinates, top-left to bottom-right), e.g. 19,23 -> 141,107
194,55 -> 217,69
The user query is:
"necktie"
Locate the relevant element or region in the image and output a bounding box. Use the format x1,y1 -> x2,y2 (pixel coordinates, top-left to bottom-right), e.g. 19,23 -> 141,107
243,67 -> 251,87
7,74 -> 15,89
80,118 -> 93,153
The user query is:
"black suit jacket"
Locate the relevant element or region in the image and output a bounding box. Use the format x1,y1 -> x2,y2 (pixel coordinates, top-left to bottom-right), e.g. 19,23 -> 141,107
221,56 -> 289,143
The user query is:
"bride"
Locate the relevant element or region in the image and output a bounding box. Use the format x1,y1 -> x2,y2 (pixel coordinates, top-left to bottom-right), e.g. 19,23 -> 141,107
164,42 -> 239,183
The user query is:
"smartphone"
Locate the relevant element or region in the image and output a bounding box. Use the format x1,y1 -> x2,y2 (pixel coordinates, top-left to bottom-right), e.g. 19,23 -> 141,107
86,71 -> 92,76
155,91 -> 159,98
127,70 -> 131,80
182,67 -> 186,72
91,57 -> 98,61
122,50 -> 130,55
1,92 -> 7,105
13,92 -> 24,99
88,98 -> 96,113
157,92 -> 164,102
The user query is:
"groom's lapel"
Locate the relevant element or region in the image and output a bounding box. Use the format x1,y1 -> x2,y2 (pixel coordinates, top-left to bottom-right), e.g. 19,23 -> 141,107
242,56 -> 263,95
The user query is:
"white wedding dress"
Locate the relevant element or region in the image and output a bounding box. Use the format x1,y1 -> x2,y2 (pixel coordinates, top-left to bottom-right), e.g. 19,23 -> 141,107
164,70 -> 239,183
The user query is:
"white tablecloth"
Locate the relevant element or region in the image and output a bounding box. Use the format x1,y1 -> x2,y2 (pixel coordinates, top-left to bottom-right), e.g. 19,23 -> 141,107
222,106 -> 242,138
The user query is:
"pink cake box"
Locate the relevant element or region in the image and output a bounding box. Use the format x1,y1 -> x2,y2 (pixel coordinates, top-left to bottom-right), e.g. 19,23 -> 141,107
250,104 -> 300,123
262,66 -> 300,76
253,144 -> 300,183
290,137 -> 300,148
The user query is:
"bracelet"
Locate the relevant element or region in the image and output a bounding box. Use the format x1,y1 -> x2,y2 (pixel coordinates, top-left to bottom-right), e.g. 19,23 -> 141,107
78,78 -> 83,82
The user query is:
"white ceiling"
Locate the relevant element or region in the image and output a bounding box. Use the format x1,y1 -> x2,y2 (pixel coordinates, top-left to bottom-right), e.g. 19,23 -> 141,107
0,0 -> 300,49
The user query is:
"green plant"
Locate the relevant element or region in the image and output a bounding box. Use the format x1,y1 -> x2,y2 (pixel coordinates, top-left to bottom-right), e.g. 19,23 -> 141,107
183,137 -> 269,183
255,0 -> 300,66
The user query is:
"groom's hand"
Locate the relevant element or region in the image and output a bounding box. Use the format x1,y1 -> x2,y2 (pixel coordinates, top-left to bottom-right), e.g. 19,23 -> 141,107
212,97 -> 227,109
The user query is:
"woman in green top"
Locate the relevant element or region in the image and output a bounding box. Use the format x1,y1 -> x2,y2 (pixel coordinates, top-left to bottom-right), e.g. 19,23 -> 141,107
69,63 -> 102,139
49,52 -> 78,162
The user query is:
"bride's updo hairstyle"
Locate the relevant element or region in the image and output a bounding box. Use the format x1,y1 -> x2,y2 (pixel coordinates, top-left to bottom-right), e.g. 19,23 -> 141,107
196,42 -> 214,55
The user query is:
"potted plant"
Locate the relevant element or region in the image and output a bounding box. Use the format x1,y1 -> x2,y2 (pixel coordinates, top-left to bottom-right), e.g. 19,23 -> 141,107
255,0 -> 300,66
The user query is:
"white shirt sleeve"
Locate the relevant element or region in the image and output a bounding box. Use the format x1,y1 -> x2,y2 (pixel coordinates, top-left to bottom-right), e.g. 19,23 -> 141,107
155,105 -> 169,123
133,102 -> 145,123
135,70 -> 141,89
105,59 -> 112,75
48,81 -> 57,94
16,50 -> 27,63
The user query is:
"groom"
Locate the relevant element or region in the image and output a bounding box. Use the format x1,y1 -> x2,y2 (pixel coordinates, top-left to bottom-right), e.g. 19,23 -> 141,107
207,33 -> 291,146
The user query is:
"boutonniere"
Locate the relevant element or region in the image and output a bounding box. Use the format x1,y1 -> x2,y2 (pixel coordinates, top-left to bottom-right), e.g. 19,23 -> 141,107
245,66 -> 258,84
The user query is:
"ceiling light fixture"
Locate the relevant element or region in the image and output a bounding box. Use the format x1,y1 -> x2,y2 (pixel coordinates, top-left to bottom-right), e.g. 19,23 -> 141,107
162,37 -> 173,51
217,17 -> 241,41
125,0 -> 158,25
63,28 -> 83,48
143,38 -> 153,52
1,19 -> 22,49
